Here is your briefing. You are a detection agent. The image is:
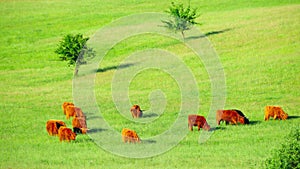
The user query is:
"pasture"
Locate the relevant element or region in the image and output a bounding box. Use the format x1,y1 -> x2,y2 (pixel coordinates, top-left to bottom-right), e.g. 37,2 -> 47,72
0,0 -> 299,168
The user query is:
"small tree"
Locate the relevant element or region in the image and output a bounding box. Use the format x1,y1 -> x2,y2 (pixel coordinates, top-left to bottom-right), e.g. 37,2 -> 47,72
162,1 -> 200,39
55,33 -> 95,75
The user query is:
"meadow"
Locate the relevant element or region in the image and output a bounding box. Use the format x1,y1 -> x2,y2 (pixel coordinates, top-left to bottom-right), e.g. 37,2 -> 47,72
0,0 -> 299,168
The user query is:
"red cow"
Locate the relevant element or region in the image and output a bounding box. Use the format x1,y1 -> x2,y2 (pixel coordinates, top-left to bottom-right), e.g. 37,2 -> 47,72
216,109 -> 248,125
65,105 -> 84,119
46,120 -> 66,136
58,127 -> 76,142
264,106 -> 288,121
121,128 -> 141,143
62,102 -> 74,115
188,115 -> 210,131
130,105 -> 143,118
72,115 -> 88,134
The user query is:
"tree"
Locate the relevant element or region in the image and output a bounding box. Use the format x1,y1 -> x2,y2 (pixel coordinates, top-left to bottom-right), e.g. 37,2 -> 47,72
162,1 -> 200,40
55,33 -> 95,75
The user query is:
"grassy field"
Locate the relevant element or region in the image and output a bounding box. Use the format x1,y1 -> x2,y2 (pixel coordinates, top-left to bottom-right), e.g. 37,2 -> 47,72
1,0 -> 299,168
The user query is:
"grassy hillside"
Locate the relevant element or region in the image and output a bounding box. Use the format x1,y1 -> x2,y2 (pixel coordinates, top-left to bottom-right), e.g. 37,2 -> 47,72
0,0 -> 299,168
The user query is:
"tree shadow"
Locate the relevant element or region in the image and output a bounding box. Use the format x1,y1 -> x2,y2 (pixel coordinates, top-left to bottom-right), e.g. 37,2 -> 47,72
97,63 -> 135,73
88,128 -> 108,133
186,28 -> 232,40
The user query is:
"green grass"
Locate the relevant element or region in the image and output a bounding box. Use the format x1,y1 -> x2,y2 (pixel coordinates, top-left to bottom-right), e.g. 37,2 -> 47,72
0,0 -> 299,168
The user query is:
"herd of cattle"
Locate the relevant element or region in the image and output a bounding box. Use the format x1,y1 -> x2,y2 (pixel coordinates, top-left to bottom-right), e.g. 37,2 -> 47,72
46,102 -> 88,142
46,103 -> 288,143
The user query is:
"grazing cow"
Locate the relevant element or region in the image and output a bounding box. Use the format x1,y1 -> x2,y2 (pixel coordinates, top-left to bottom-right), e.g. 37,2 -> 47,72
65,105 -> 84,119
188,115 -> 210,131
232,109 -> 250,124
62,102 -> 74,115
264,106 -> 288,121
72,115 -> 88,134
121,128 -> 141,143
46,120 -> 66,136
216,109 -> 248,125
58,127 -> 76,142
130,105 -> 143,118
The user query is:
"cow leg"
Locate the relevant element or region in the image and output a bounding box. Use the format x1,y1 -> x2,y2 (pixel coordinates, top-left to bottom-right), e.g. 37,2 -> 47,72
188,123 -> 193,131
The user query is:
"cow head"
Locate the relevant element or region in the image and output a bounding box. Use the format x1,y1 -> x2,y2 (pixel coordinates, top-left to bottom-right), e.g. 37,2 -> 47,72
70,131 -> 77,140
203,123 -> 211,131
243,117 -> 250,124
238,116 -> 245,124
280,112 -> 288,120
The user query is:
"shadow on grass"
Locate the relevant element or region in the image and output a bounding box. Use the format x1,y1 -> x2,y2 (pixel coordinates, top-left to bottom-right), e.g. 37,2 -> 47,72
88,128 -> 108,133
142,139 -> 157,144
143,112 -> 158,118
186,28 -> 232,40
97,63 -> 134,73
288,116 -> 300,119
248,120 -> 261,125
209,126 -> 226,131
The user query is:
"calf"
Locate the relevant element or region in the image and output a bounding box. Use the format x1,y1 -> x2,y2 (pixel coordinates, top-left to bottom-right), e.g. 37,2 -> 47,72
65,105 -> 84,119
72,115 -> 88,134
46,120 -> 66,136
62,102 -> 74,115
188,115 -> 210,131
130,105 -> 143,118
121,128 -> 141,143
264,106 -> 288,121
58,127 -> 76,142
216,109 -> 248,125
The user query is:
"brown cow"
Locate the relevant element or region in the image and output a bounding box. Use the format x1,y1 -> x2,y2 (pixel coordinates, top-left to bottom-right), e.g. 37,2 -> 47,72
65,105 -> 84,119
58,127 -> 76,142
46,120 -> 66,136
72,115 -> 88,134
188,115 -> 210,131
264,106 -> 288,121
216,109 -> 248,125
121,128 -> 141,143
62,102 -> 74,115
130,105 -> 143,118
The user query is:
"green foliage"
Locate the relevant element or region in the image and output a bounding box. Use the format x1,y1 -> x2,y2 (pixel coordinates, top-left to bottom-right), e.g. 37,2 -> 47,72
162,1 -> 200,39
55,34 -> 93,66
264,127 -> 300,169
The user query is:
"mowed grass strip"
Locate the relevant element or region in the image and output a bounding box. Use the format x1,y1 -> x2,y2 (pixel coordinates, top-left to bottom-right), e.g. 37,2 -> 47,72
0,0 -> 299,168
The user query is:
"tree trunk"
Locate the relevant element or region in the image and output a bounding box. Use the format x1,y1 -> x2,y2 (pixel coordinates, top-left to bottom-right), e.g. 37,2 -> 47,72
74,67 -> 79,76
181,31 -> 185,41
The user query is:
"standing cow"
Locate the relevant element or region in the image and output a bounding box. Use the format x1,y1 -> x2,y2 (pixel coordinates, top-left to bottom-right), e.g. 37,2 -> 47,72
188,115 -> 210,131
216,109 -> 249,125
121,128 -> 141,143
130,105 -> 143,118
65,105 -> 84,119
72,115 -> 88,134
58,127 -> 76,142
46,120 -> 66,136
62,102 -> 74,115
264,106 -> 288,121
